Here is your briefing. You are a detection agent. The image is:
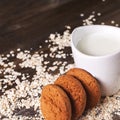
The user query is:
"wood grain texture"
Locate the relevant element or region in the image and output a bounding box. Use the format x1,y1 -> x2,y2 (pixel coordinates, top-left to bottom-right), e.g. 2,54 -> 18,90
0,0 -> 119,53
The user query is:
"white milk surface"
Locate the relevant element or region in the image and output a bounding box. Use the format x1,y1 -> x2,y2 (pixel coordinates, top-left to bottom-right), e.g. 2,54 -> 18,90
77,32 -> 120,56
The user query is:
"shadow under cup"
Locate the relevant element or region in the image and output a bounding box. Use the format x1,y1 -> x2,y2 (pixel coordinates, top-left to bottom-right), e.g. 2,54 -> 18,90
71,25 -> 120,96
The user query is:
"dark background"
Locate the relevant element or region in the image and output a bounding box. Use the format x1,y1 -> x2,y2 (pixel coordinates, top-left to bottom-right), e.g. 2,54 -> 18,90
0,0 -> 120,54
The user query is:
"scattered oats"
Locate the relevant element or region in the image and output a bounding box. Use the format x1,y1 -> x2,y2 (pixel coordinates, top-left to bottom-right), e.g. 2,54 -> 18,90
82,12 -> 103,25
49,34 -> 55,40
92,11 -> 95,14
49,30 -> 71,49
3,85 -> 7,89
21,74 -> 26,80
101,22 -> 105,25
44,61 -> 49,65
8,62 -> 14,67
48,44 -> 51,48
88,15 -> 95,20
0,29 -> 73,118
39,45 -> 42,48
49,53 -> 56,58
48,66 -> 58,71
55,54 -> 62,58
4,64 -> 8,67
115,24 -> 119,27
65,25 -> 71,29
97,13 -> 101,16
10,51 -> 14,54
83,23 -> 86,26
2,57 -> 7,61
113,110 -> 120,116
44,54 -> 48,58
2,88 -> 5,92
58,51 -> 64,54
40,51 -> 43,54
6,54 -> 10,58
80,90 -> 120,120
53,61 -> 58,65
11,53 -> 15,57
30,47 -> 33,50
82,14 -> 95,25
50,46 -> 58,53
102,0 -> 106,2
93,18 -> 96,21
17,48 -> 21,51
111,20 -> 115,24
15,79 -> 21,85
80,13 -> 84,17
24,50 -> 30,54
45,40 -> 48,43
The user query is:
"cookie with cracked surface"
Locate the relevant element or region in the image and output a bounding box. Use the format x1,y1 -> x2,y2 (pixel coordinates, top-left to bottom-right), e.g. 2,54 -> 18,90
55,75 -> 86,120
66,68 -> 101,109
40,84 -> 72,120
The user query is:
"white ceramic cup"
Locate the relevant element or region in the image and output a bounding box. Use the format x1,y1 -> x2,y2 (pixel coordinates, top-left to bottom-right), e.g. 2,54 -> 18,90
71,25 -> 120,96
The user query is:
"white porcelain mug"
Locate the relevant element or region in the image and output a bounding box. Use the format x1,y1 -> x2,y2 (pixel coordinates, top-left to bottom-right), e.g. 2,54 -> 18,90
71,25 -> 120,96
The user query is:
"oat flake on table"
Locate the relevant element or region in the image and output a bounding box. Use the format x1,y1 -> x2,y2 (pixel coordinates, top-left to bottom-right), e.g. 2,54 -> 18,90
0,12 -> 120,120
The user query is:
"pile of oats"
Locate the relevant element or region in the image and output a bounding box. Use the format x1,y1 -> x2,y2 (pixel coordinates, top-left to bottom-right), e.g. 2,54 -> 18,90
0,11 -> 120,120
0,26 -> 74,120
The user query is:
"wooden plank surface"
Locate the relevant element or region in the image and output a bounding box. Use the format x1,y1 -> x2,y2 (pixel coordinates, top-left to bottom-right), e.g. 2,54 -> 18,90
0,0 -> 119,53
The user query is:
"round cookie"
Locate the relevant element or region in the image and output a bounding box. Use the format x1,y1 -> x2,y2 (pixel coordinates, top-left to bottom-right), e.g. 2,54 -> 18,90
55,75 -> 86,120
66,68 -> 101,109
40,84 -> 71,120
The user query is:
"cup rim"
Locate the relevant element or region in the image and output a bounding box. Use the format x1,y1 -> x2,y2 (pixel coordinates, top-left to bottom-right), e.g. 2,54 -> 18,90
71,25 -> 120,59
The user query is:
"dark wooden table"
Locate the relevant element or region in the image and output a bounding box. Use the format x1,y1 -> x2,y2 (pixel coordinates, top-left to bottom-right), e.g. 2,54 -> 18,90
0,0 -> 120,54
0,0 -> 120,119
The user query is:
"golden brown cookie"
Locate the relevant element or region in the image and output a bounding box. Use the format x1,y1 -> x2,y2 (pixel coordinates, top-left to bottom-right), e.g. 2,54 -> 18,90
40,84 -> 71,120
55,75 -> 86,120
66,68 -> 101,109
